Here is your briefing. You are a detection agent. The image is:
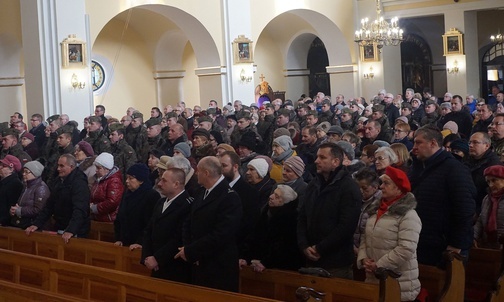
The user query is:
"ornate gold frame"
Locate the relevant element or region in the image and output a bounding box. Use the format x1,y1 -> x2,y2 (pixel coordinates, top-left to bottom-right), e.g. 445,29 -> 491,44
443,28 -> 464,56
61,34 -> 87,68
360,43 -> 379,62
233,35 -> 253,64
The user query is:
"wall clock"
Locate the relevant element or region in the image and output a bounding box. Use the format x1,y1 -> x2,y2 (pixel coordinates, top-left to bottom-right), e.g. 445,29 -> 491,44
91,60 -> 105,91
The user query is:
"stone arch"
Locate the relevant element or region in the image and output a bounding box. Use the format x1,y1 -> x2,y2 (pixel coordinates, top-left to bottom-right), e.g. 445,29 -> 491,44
255,9 -> 353,100
91,4 -> 222,113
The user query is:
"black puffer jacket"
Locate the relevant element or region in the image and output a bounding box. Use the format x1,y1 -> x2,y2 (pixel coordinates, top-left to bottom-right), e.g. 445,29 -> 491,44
297,166 -> 361,270
34,168 -> 91,236
409,149 -> 476,266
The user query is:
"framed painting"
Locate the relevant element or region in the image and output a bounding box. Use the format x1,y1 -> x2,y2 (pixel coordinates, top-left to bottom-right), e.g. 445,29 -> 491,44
360,43 -> 379,62
233,35 -> 253,64
443,28 -> 464,56
61,34 -> 87,68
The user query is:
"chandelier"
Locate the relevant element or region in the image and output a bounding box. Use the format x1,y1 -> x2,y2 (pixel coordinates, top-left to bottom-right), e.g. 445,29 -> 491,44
354,0 -> 403,49
491,33 -> 503,44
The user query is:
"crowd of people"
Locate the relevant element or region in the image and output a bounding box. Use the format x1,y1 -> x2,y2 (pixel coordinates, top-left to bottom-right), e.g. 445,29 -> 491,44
1,85 -> 504,301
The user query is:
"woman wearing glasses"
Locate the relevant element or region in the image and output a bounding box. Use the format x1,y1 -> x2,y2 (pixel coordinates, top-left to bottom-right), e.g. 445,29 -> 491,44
374,147 -> 398,176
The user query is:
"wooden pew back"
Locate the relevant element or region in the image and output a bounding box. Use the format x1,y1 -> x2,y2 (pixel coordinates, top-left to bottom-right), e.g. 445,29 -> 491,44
0,227 -> 400,302
88,221 -> 115,242
0,227 -> 149,276
418,252 -> 465,302
240,266 -> 401,302
0,249 -> 278,302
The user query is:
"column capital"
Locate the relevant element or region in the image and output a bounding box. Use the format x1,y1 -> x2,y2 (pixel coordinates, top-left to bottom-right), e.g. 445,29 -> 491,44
194,66 -> 226,77
326,65 -> 358,74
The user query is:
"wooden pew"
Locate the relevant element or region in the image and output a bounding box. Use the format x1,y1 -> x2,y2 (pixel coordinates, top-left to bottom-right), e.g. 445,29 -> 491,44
0,249 -> 279,302
418,252 -> 465,302
240,265 -> 401,302
465,246 -> 503,301
88,220 -> 115,242
0,227 -> 149,276
0,279 -> 89,302
0,227 -> 400,302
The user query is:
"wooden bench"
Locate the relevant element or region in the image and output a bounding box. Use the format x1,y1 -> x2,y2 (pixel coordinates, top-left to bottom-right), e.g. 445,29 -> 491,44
418,252 -> 465,302
0,226 -> 149,276
0,227 -> 400,302
0,279 -> 88,302
0,249 -> 279,302
240,265 -> 401,302
89,220 -> 115,242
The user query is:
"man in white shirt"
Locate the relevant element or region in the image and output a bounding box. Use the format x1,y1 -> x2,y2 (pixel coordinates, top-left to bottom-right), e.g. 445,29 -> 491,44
175,156 -> 242,292
141,168 -> 192,283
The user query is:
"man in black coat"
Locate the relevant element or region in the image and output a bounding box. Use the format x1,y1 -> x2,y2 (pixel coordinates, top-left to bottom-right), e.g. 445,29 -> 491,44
175,156 -> 242,292
409,126 -> 476,266
142,168 -> 192,283
28,113 -> 46,149
219,151 -> 260,261
26,154 -> 90,243
466,132 -> 502,214
297,142 -> 361,279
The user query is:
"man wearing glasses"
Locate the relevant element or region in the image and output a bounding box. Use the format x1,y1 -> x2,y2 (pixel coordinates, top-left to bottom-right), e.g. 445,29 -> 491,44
382,93 -> 400,127
29,114 -> 46,149
488,113 -> 504,161
472,103 -> 494,135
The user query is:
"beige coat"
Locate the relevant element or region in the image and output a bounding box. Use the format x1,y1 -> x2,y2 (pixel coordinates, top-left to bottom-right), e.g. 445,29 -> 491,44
357,192 -> 422,302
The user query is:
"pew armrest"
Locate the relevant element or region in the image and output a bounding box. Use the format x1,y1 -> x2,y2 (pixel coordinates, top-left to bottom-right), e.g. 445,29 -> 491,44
295,287 -> 326,302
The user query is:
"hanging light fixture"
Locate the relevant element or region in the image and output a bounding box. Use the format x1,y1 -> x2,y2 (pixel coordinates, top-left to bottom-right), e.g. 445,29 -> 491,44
490,32 -> 503,44
354,0 -> 403,49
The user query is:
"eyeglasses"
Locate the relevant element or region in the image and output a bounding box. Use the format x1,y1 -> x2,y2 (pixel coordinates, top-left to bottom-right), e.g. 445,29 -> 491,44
394,129 -> 406,133
22,170 -> 32,175
490,122 -> 504,126
469,140 -> 485,145
375,156 -> 389,161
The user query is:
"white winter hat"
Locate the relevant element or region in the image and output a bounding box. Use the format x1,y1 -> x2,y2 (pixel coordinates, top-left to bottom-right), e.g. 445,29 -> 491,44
247,158 -> 269,178
94,152 -> 114,170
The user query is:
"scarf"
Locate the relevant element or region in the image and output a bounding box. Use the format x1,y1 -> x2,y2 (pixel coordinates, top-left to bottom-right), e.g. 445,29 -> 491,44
487,188 -> 504,235
271,149 -> 293,164
376,193 -> 406,223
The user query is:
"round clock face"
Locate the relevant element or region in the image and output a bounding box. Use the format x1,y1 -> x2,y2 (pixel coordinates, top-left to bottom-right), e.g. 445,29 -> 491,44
91,60 -> 105,91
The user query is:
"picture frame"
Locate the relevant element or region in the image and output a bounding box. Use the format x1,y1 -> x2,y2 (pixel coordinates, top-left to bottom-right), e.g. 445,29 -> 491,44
443,28 -> 464,56
233,35 -> 253,64
360,43 -> 379,62
61,34 -> 87,68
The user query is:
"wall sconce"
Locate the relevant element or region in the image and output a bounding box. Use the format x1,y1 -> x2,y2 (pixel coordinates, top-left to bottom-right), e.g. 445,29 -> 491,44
240,68 -> 252,83
71,73 -> 85,89
363,66 -> 374,79
447,60 -> 459,74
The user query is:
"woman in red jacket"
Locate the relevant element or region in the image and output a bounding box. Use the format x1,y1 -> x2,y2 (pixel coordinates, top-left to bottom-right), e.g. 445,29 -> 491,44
90,152 -> 124,222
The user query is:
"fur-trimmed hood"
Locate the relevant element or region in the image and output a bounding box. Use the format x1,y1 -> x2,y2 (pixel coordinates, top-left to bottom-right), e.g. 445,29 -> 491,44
366,192 -> 417,216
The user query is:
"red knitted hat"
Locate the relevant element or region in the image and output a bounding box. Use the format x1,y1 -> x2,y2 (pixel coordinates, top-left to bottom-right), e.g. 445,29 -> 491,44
484,165 -> 504,179
384,166 -> 411,193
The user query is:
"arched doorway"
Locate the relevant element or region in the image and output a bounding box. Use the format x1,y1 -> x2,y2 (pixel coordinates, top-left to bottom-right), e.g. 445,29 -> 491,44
482,43 -> 504,100
307,37 -> 330,98
400,34 -> 432,94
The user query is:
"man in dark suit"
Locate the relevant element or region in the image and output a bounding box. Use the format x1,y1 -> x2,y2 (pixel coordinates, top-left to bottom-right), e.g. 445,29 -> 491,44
175,156 -> 242,292
141,168 -> 192,283
219,151 -> 260,263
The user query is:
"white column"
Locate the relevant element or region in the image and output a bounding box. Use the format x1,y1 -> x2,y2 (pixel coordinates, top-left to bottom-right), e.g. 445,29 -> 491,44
326,65 -> 358,102
284,69 -> 310,104
20,0 -> 92,123
221,0 -> 254,105
444,10 -> 478,96
195,66 -> 228,105
381,45 -> 402,95
154,70 -> 186,106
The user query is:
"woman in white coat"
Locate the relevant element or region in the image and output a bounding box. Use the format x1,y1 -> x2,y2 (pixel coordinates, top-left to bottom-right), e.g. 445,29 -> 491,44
357,166 -> 422,302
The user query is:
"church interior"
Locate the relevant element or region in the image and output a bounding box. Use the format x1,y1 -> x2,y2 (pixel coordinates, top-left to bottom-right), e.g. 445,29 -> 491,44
0,0 -> 503,123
